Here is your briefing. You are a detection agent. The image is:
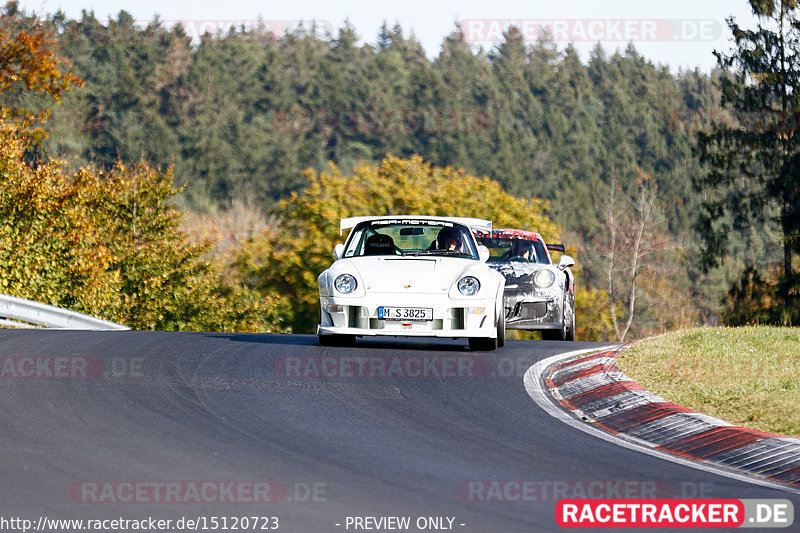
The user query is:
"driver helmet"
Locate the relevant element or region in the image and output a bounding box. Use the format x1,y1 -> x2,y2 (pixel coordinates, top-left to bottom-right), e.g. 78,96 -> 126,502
514,240 -> 534,260
436,226 -> 462,251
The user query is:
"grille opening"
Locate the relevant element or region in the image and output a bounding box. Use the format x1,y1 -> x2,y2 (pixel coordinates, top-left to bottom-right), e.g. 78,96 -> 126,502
519,302 -> 547,319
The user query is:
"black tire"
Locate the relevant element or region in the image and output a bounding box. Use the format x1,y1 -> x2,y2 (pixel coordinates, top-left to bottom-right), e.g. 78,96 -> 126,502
468,336 -> 497,351
541,296 -> 569,341
470,304 -> 504,351
496,306 -> 506,348
318,334 -> 356,347
565,296 -> 576,341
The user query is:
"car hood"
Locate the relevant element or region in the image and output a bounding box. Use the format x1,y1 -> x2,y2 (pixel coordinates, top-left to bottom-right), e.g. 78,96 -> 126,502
340,256 -> 478,294
487,261 -> 566,292
488,262 -> 550,278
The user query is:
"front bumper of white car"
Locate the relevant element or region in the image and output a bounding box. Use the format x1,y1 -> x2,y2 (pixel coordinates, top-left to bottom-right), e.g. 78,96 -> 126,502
317,293 -> 498,339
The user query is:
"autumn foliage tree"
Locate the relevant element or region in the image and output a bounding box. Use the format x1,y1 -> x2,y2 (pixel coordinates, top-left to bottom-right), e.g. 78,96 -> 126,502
0,118 -> 280,330
0,1 -> 82,125
0,121 -> 114,310
0,4 -> 278,331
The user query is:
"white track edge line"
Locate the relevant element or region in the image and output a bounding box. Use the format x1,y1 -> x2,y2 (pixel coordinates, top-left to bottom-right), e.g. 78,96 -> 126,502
524,347 -> 800,496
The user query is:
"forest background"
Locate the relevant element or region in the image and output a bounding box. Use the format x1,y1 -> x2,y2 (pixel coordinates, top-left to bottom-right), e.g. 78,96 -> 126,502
0,0 -> 787,340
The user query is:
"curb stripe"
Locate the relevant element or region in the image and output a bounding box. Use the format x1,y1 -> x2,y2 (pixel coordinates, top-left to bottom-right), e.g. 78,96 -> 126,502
659,427 -> 771,460
714,441 -> 800,471
572,391 -> 665,422
551,372 -> 629,399
772,465 -> 800,484
548,348 -> 620,371
549,363 -> 619,387
560,381 -> 643,410
595,402 -> 694,432
622,413 -> 732,447
547,357 -> 618,383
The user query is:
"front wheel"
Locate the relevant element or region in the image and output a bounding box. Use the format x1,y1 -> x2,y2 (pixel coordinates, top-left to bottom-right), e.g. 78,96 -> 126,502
468,336 -> 497,351
496,305 -> 506,348
542,295 -> 570,341
565,296 -> 575,341
470,306 -> 504,351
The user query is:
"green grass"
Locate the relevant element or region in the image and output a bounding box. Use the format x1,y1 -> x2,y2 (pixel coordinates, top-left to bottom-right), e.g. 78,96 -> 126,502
615,326 -> 800,439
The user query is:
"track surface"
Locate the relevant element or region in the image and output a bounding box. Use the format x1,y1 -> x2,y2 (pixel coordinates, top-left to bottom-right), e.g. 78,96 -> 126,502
0,330 -> 797,532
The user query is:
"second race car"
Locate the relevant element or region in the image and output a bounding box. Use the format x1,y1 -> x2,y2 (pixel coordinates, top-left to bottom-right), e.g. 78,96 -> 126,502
475,229 -> 576,341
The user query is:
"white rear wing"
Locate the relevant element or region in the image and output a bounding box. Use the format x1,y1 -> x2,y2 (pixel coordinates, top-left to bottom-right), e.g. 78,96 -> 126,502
339,215 -> 492,235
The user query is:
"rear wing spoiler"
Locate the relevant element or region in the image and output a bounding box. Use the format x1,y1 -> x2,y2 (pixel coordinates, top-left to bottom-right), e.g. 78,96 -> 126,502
546,243 -> 566,253
339,216 -> 492,236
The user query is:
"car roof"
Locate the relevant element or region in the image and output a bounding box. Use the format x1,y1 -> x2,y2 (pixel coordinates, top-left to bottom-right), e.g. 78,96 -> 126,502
476,228 -> 555,263
339,215 -> 492,235
476,228 -> 546,242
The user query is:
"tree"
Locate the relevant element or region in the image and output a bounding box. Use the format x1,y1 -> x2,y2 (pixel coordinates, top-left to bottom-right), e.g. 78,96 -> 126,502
0,116 -> 281,331
0,1 -> 82,123
0,119 -> 117,311
590,169 -> 675,341
695,0 -> 800,294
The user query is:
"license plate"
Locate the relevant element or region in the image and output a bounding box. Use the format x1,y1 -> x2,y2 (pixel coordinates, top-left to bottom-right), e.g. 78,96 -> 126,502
378,306 -> 433,321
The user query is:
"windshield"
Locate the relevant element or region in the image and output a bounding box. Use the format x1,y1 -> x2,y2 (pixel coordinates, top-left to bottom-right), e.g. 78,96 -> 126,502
476,237 -> 549,264
343,219 -> 479,259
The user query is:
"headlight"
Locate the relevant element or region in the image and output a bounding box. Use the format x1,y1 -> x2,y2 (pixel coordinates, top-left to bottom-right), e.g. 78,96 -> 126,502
533,269 -> 556,288
458,276 -> 481,296
334,274 -> 358,294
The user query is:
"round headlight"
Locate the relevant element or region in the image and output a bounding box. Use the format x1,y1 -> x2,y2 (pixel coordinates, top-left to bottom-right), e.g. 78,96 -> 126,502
458,276 -> 481,296
533,269 -> 556,288
334,274 -> 358,294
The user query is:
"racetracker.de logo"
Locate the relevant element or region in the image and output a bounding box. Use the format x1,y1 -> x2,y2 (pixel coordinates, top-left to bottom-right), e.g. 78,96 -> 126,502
458,19 -> 722,43
273,355 -> 491,379
0,356 -> 103,378
554,499 -> 794,528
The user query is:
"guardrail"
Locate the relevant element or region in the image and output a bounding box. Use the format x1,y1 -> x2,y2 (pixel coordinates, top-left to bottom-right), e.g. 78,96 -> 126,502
0,294 -> 129,330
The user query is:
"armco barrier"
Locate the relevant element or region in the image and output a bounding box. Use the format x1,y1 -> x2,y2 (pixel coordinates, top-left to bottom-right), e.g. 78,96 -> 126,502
0,294 -> 129,330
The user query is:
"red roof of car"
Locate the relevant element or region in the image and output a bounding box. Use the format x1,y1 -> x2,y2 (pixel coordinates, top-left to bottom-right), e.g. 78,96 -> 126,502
474,228 -> 554,263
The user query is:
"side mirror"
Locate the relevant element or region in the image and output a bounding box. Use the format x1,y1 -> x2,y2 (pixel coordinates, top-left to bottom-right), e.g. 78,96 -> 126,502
333,243 -> 344,260
559,255 -> 575,268
477,245 -> 490,263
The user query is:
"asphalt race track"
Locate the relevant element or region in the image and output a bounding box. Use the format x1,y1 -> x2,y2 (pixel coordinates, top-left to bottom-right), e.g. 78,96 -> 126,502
0,330 -> 797,532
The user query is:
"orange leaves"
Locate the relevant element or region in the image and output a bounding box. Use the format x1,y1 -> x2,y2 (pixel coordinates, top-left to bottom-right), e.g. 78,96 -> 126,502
0,19 -> 82,95
0,10 -> 83,129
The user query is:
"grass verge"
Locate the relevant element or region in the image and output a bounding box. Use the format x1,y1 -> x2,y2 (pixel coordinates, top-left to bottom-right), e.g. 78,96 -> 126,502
615,326 -> 800,439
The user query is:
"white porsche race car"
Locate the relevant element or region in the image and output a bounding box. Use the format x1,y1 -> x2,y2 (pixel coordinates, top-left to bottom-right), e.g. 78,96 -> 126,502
317,216 -> 507,350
